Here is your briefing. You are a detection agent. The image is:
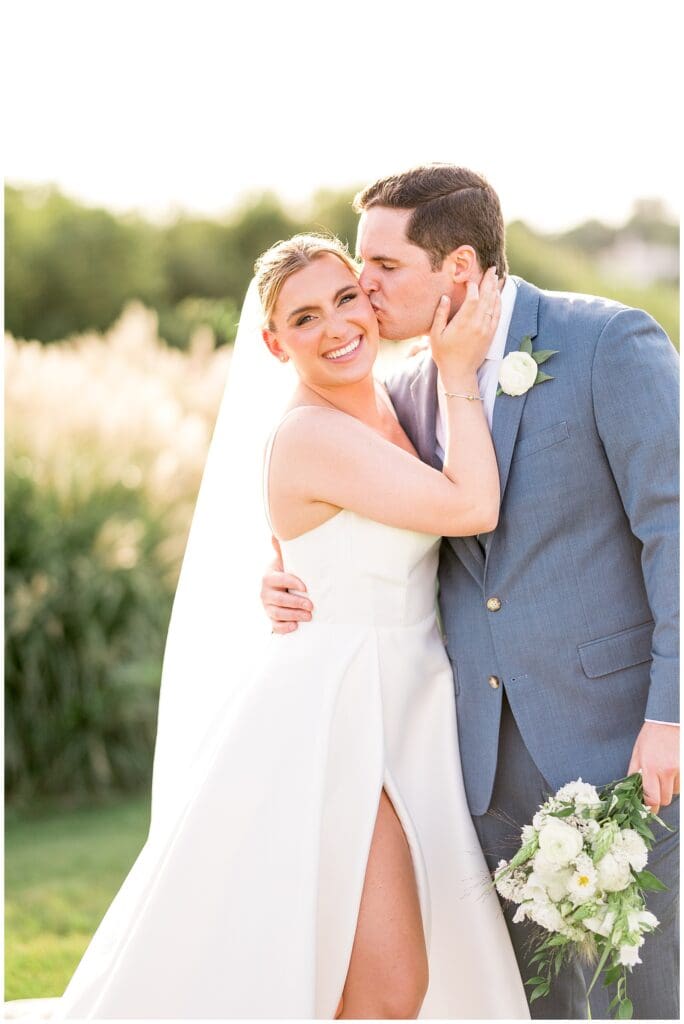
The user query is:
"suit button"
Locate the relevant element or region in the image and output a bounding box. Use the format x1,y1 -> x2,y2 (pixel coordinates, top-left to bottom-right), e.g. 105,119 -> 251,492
488,675 -> 500,689
486,596 -> 502,612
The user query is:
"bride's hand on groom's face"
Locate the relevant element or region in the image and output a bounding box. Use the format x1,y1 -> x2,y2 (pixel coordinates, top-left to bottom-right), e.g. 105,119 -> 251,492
261,540 -> 313,634
429,266 -> 501,385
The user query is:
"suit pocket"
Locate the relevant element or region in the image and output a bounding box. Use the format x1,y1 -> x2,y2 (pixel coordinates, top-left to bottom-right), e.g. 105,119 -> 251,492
512,420 -> 570,461
578,621 -> 654,679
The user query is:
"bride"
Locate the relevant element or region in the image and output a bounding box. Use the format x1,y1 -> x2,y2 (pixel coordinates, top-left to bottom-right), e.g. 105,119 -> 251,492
55,234 -> 529,1019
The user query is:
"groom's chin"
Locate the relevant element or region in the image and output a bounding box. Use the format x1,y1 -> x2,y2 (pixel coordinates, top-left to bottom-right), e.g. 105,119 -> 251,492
379,328 -> 414,343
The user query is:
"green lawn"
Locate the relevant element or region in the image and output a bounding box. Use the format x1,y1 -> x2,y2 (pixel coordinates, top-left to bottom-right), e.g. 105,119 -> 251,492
5,794 -> 151,1001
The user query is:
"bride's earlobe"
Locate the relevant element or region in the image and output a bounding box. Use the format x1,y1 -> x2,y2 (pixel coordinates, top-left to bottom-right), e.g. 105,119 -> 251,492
262,328 -> 288,362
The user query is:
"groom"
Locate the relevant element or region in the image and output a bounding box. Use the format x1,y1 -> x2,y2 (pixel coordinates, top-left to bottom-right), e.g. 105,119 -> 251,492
262,165 -> 679,1019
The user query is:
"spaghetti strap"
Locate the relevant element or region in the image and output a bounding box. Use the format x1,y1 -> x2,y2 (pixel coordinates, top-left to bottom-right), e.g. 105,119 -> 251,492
262,407 -> 305,536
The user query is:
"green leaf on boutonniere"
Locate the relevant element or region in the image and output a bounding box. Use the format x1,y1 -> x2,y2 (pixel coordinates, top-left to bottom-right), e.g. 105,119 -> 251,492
519,335 -> 534,355
532,349 -> 559,365
534,371 -> 554,385
496,386 -> 503,396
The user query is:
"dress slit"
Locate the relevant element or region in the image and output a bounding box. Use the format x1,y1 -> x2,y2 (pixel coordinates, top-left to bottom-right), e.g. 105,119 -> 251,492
314,634 -> 431,1018
382,768 -> 432,952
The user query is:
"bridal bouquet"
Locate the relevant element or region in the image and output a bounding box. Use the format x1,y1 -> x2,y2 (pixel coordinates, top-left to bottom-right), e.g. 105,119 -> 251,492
494,773 -> 668,1019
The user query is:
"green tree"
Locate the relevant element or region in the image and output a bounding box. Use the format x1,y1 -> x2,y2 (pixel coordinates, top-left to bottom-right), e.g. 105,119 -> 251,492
5,186 -> 164,342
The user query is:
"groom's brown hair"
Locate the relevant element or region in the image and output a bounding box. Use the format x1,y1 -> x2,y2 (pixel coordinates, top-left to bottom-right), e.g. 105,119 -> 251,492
353,164 -> 508,276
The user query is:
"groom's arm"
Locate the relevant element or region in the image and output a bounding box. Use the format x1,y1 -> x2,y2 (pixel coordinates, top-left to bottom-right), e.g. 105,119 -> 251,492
591,306 -> 679,809
261,538 -> 313,634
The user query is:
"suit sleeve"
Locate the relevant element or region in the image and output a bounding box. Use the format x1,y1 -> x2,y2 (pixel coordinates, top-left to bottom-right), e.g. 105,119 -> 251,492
591,307 -> 679,724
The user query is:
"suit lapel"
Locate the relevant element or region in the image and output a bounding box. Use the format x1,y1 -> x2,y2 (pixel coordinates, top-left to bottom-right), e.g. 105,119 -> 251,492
482,277 -> 540,556
407,278 -> 541,578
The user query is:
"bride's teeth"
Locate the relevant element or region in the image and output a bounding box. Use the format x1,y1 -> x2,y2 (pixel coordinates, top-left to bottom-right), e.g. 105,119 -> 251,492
325,337 -> 361,360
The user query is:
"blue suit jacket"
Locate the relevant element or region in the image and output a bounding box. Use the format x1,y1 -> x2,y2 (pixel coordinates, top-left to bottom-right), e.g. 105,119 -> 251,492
387,277 -> 679,816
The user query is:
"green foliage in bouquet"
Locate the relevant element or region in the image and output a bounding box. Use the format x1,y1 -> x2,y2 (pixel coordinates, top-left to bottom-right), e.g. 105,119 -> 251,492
494,773 -> 670,1020
5,463 -> 174,803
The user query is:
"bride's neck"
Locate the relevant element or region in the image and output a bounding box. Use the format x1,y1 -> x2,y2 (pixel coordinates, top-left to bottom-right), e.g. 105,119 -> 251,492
300,374 -> 386,427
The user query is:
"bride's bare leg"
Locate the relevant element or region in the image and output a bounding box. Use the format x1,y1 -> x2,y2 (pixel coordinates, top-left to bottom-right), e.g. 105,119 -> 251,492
337,789 -> 428,1020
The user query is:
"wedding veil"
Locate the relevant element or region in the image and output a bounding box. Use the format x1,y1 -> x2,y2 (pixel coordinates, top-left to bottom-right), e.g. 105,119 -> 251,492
149,280 -> 296,835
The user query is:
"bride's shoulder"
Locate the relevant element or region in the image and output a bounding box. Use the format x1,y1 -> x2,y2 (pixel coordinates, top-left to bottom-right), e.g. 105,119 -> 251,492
276,403 -> 348,437
271,405 -> 373,464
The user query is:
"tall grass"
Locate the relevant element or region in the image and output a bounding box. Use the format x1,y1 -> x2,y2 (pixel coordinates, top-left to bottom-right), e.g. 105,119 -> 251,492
5,306 -> 230,803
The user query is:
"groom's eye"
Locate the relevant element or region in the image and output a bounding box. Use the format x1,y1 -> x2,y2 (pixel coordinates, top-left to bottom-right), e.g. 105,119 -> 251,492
381,264 -> 396,272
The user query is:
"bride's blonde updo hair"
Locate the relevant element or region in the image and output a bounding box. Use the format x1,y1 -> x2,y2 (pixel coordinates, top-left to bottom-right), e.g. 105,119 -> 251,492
254,233 -> 359,330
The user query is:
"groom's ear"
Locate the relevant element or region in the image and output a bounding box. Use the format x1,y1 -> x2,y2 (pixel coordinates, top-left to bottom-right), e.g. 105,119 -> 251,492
444,245 -> 479,283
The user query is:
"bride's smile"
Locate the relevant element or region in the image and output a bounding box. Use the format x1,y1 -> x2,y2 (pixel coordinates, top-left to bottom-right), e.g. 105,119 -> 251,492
322,334 -> 363,360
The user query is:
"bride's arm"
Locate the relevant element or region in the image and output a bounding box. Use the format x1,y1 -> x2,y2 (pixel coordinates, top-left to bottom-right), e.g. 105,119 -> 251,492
270,271 -> 501,539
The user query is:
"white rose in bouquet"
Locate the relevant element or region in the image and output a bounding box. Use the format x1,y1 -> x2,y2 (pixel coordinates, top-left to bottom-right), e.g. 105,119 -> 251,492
538,817 -> 584,866
529,851 -> 573,901
596,851 -> 632,892
612,829 -> 649,872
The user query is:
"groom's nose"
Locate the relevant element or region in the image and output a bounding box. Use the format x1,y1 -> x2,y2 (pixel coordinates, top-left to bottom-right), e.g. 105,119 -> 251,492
359,265 -> 378,295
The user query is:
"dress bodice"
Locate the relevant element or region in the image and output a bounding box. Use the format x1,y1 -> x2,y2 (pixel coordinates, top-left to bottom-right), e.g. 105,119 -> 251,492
279,511 -> 440,628
263,409 -> 440,628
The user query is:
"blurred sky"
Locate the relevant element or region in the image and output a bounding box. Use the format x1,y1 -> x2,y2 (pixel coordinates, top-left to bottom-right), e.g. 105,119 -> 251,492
3,0 -> 681,232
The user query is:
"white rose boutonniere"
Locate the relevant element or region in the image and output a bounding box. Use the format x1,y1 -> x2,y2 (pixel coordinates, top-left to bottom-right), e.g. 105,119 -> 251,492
497,336 -> 558,397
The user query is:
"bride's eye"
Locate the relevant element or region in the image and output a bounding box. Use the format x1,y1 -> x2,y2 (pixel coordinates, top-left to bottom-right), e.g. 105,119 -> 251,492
295,314 -> 315,326
339,291 -> 357,305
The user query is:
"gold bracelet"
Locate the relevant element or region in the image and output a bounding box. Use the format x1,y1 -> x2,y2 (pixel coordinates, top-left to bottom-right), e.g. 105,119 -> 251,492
441,390 -> 483,402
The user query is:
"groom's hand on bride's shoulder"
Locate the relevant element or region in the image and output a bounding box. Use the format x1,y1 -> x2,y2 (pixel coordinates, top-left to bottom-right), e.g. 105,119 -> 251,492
628,721 -> 680,814
261,537 -> 313,634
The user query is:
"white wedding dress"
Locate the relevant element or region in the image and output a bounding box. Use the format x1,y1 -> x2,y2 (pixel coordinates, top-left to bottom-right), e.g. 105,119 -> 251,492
55,419 -> 529,1020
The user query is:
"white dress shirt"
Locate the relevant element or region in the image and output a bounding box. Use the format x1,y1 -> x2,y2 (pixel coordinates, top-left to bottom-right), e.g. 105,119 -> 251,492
433,276 -> 675,729
435,275 -> 517,459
